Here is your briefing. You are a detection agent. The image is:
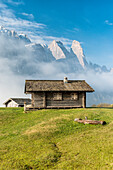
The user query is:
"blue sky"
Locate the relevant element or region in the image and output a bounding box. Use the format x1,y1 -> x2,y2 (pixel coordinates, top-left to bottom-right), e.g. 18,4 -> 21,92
1,0 -> 113,68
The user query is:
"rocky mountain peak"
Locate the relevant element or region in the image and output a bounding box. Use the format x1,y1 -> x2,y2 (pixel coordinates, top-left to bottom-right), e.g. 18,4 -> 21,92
48,40 -> 67,60
71,40 -> 85,68
0,26 -> 31,44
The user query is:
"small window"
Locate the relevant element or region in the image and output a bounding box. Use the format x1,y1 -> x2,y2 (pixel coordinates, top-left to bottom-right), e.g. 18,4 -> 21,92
71,93 -> 78,100
53,93 -> 62,100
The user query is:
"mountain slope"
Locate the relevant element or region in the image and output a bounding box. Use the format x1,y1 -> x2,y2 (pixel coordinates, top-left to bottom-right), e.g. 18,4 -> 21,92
48,40 -> 83,73
25,43 -> 55,62
48,40 -> 69,60
71,40 -> 88,69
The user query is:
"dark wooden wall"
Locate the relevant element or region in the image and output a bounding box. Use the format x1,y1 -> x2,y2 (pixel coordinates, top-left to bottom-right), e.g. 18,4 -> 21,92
31,91 -> 86,108
32,92 -> 44,108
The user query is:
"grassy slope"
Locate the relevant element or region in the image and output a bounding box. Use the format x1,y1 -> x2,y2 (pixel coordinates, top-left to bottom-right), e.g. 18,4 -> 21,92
1,108 -> 113,169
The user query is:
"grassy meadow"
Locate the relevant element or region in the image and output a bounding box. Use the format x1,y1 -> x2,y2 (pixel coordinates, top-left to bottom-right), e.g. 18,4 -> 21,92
1,107 -> 113,169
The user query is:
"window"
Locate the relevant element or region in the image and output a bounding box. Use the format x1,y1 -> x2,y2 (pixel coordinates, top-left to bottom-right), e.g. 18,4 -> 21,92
71,93 -> 78,100
53,93 -> 62,100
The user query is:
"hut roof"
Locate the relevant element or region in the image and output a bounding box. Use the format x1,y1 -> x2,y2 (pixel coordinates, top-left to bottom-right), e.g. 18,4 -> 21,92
25,80 -> 94,93
3,98 -> 31,105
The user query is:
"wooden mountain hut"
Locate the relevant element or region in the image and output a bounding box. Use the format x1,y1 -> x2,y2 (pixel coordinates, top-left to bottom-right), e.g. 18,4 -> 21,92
24,77 -> 94,110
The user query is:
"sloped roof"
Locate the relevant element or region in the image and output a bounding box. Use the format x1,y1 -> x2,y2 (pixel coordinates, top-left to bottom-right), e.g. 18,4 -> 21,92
25,80 -> 94,92
4,98 -> 31,105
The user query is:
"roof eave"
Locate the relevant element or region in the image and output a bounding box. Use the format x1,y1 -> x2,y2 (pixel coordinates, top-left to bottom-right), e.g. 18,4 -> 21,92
25,90 -> 95,92
3,98 -> 12,105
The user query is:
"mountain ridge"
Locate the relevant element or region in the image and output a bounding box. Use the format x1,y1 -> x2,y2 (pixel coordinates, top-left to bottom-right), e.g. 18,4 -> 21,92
0,26 -> 109,74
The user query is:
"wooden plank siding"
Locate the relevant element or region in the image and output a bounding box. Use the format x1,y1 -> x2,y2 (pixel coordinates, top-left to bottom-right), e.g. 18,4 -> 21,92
31,91 -> 86,109
32,92 -> 44,108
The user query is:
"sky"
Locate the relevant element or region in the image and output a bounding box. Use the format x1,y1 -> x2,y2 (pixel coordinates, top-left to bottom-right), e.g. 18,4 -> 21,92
1,0 -> 113,106
0,0 -> 113,68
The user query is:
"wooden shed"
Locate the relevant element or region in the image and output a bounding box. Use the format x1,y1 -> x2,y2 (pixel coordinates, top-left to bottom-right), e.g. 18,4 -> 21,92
4,98 -> 31,107
24,77 -> 94,110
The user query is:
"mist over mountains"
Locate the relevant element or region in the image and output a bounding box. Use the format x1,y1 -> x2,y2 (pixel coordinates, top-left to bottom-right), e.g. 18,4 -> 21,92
0,26 -> 110,74
0,26 -> 113,106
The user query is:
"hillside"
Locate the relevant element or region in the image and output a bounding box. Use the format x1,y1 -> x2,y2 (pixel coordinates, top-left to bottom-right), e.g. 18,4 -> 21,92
1,108 -> 113,169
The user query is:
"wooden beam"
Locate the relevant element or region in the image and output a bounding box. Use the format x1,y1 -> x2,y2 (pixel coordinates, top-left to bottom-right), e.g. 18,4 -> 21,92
43,92 -> 46,108
74,118 -> 106,125
82,92 -> 86,108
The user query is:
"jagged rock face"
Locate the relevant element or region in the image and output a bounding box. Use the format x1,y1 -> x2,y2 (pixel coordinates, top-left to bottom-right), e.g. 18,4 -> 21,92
48,40 -> 70,60
0,26 -> 31,44
48,40 -> 84,72
71,40 -> 87,68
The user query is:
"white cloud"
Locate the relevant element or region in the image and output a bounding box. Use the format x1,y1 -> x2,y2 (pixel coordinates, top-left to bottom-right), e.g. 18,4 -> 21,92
0,16 -> 45,29
6,0 -> 24,5
74,27 -> 79,32
0,1 -> 45,30
66,28 -> 80,34
0,1 -> 73,47
105,20 -> 113,26
43,36 -> 72,46
21,12 -> 34,19
0,2 -> 46,42
0,2 -> 7,8
22,33 -> 73,49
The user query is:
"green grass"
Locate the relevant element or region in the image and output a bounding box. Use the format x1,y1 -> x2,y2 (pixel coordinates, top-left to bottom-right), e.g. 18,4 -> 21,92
1,108 -> 113,169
